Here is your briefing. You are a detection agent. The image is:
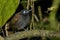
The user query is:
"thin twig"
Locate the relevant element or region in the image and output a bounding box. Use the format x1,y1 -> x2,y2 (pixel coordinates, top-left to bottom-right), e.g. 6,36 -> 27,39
27,0 -> 30,9
38,6 -> 42,21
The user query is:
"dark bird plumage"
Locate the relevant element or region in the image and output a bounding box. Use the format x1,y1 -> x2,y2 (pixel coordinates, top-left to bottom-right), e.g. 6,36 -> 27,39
7,9 -> 32,31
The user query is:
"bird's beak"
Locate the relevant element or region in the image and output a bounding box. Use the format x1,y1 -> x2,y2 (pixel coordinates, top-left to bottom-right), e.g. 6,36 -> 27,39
28,9 -> 32,12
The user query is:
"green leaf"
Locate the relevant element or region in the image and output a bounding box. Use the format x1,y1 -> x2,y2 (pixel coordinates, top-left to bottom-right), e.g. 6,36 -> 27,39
0,0 -> 19,28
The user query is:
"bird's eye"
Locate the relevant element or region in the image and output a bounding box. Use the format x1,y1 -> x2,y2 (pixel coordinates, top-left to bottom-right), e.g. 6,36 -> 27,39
23,11 -> 26,14
23,10 -> 28,14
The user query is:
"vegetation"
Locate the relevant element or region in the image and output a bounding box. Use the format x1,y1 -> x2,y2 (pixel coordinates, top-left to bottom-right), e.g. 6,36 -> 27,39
0,0 -> 60,40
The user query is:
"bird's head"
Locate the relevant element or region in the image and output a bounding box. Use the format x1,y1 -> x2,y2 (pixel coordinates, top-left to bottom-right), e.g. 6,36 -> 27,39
20,9 -> 32,15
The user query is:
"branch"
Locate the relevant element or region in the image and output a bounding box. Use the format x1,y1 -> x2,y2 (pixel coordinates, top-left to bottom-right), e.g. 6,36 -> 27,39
4,30 -> 60,40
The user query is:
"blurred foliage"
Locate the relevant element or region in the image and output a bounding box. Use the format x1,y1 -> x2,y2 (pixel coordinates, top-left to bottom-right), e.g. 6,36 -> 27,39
49,37 -> 60,40
20,0 -> 27,9
0,0 -> 19,29
49,0 -> 60,31
0,0 -> 60,40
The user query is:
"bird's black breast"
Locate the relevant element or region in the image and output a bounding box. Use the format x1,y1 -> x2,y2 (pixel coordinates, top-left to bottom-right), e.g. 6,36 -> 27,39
14,14 -> 30,30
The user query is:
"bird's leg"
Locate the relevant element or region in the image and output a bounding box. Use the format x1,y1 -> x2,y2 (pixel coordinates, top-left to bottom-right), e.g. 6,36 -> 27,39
24,28 -> 29,31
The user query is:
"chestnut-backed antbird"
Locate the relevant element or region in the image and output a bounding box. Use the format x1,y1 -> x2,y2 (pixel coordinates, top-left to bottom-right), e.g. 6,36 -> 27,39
7,9 -> 32,32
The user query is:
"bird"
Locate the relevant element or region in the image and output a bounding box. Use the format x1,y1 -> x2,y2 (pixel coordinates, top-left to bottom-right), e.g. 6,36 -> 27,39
7,9 -> 32,32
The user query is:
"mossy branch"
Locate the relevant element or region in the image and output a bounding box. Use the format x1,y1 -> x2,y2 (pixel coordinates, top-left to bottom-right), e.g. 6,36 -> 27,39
4,30 -> 60,40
